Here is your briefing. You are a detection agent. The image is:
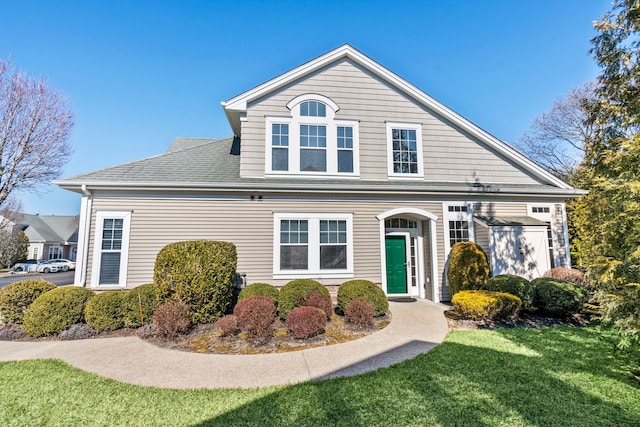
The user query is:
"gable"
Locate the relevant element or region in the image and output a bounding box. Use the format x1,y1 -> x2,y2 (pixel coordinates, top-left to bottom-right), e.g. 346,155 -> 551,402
237,57 -> 549,186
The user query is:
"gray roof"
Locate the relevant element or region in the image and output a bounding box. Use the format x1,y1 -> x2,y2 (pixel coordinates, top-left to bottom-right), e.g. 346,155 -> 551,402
474,216 -> 549,227
54,137 -> 585,198
19,214 -> 79,243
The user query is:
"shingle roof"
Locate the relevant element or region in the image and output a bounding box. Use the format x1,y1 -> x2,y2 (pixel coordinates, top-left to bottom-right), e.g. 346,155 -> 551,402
474,216 -> 549,227
19,214 -> 78,243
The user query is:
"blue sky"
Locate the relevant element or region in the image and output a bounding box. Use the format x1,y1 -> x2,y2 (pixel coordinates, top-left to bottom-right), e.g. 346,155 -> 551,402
1,0 -> 609,215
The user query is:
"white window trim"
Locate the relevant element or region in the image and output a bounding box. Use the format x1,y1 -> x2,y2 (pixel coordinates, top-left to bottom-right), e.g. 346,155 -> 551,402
273,212 -> 354,280
527,203 -> 560,268
386,121 -> 424,179
265,95 -> 360,177
442,202 -> 475,256
91,211 -> 132,288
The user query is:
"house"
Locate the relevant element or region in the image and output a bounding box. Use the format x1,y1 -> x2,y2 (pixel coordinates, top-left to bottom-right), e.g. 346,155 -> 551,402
16,214 -> 79,261
54,45 -> 584,302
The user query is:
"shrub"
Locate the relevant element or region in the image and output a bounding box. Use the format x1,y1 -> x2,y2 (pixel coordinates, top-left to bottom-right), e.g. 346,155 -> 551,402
278,279 -> 330,320
286,306 -> 327,339
0,279 -> 56,324
153,300 -> 191,338
238,283 -> 279,303
123,284 -> 157,328
544,267 -> 587,287
452,290 -> 522,320
532,278 -> 588,317
22,286 -> 95,337
154,240 -> 237,324
344,298 -> 375,328
486,274 -> 535,311
233,296 -> 276,339
337,280 -> 388,317
214,314 -> 239,337
59,323 -> 97,340
84,291 -> 126,332
447,241 -> 491,296
301,289 -> 333,320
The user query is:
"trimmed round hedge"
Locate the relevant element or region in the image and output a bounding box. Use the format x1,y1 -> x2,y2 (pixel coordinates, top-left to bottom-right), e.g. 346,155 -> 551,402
0,279 -> 56,324
22,286 -> 95,337
154,240 -> 237,324
452,290 -> 522,320
486,274 -> 534,311
238,283 -> 279,303
447,241 -> 491,296
532,278 -> 588,317
85,291 -> 127,332
286,306 -> 327,339
124,283 -> 157,327
337,280 -> 388,317
278,279 -> 330,320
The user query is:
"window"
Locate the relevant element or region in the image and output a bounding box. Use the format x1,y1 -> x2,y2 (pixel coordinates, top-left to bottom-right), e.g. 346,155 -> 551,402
33,247 -> 39,260
48,246 -> 62,260
444,203 -> 473,254
386,122 -> 423,178
271,123 -> 289,171
385,218 -> 417,229
266,94 -> 359,176
91,211 -> 131,287
274,213 -> 353,278
529,204 -> 557,269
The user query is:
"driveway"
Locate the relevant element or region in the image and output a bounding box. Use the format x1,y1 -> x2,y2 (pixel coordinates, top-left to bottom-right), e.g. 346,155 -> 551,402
0,271 -> 75,289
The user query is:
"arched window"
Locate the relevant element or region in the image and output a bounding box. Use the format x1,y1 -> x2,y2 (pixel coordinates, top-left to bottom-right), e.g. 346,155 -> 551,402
265,94 -> 359,176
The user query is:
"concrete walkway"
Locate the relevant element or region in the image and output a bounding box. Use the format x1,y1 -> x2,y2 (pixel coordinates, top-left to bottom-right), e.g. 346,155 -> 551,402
0,300 -> 449,389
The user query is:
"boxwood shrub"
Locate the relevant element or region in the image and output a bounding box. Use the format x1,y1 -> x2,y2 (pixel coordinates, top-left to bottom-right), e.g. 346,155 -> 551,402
532,277 -> 588,317
486,274 -> 534,311
337,280 -> 388,317
85,291 -> 127,332
124,283 -> 157,328
451,290 -> 522,320
0,279 -> 56,324
22,286 -> 95,337
238,283 -> 279,303
278,279 -> 330,320
447,241 -> 491,296
154,240 -> 237,324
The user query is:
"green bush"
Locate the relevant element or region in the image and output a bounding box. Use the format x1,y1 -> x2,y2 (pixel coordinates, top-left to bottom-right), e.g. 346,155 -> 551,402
278,279 -> 330,320
22,286 -> 95,337
486,274 -> 534,311
84,291 -> 127,332
0,279 -> 56,324
447,241 -> 491,296
124,284 -> 157,328
154,240 -> 237,324
337,280 -> 388,317
532,278 -> 588,317
451,290 -> 522,320
238,283 -> 279,303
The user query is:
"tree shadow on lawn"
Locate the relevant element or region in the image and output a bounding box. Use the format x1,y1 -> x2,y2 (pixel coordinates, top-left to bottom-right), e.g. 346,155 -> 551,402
192,327 -> 640,427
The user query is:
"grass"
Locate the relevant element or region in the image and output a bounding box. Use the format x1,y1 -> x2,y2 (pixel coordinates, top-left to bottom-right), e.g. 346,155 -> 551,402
1,325 -> 639,426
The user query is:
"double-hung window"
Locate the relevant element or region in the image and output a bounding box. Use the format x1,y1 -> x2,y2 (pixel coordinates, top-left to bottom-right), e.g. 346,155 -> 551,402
386,122 -> 424,178
91,211 -> 132,287
274,213 -> 353,279
444,203 -> 473,254
266,95 -> 359,176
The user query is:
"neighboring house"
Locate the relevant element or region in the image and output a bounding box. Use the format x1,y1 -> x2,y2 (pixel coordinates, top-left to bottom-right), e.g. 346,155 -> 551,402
54,45 -> 585,302
16,214 -> 79,261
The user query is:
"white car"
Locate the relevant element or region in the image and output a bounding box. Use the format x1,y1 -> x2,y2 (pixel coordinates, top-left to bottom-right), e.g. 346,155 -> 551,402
37,260 -> 60,274
44,259 -> 76,272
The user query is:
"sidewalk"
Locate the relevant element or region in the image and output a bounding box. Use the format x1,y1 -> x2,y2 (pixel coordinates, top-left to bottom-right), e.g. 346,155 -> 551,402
0,299 -> 449,389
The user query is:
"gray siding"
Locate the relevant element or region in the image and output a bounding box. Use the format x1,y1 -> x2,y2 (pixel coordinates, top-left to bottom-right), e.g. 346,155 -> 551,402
240,59 -> 543,186
474,223 -> 491,257
473,202 -> 528,217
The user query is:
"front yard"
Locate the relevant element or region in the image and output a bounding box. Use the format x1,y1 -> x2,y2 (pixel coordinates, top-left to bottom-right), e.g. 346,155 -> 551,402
1,325 -> 638,427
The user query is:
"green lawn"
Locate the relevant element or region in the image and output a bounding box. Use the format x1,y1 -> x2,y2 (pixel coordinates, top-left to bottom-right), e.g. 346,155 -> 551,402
1,325 -> 639,427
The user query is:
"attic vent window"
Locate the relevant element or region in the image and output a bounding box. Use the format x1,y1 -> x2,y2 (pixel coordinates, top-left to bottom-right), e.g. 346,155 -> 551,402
300,100 -> 326,117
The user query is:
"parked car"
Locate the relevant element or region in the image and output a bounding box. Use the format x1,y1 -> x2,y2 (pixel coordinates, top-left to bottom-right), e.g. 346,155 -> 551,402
45,259 -> 76,272
12,260 -> 41,272
36,260 -> 60,274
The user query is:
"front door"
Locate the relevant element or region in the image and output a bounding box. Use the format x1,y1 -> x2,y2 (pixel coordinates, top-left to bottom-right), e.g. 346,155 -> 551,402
385,235 -> 407,294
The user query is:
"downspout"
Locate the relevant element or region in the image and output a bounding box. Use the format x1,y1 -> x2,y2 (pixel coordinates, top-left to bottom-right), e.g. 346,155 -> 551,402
75,185 -> 93,287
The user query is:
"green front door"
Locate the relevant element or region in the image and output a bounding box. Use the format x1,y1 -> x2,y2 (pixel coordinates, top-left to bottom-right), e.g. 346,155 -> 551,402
385,235 -> 407,294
